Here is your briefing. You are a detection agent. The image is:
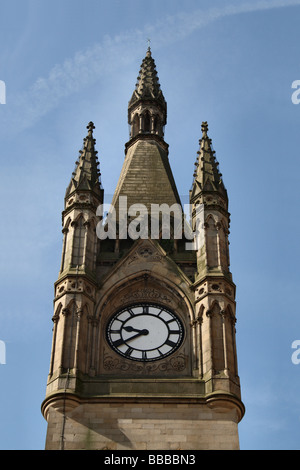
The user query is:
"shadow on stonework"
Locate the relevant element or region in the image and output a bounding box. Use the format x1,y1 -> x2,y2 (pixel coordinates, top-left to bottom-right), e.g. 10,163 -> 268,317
63,407 -> 134,450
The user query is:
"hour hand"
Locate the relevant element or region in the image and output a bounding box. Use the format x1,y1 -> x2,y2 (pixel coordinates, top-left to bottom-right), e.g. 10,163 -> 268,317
123,326 -> 147,333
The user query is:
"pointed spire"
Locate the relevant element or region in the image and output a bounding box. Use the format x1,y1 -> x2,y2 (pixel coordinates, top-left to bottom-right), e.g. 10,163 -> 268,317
65,121 -> 102,199
127,49 -> 167,144
129,47 -> 166,109
191,122 -> 227,202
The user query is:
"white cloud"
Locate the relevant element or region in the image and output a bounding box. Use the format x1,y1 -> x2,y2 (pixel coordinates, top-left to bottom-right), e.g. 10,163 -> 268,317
2,0 -> 300,133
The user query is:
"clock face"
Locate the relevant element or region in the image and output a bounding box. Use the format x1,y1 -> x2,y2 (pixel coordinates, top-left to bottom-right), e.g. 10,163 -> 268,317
106,304 -> 184,362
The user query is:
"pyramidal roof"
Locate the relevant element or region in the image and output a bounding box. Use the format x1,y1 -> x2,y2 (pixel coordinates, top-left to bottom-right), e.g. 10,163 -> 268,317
128,47 -> 166,111
190,122 -> 227,202
65,121 -> 102,198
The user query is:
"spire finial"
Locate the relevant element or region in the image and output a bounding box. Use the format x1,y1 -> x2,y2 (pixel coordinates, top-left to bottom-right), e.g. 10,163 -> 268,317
87,121 -> 95,135
201,121 -> 208,136
146,38 -> 151,56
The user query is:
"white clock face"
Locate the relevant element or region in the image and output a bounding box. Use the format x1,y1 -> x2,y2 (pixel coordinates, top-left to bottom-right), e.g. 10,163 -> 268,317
106,304 -> 184,362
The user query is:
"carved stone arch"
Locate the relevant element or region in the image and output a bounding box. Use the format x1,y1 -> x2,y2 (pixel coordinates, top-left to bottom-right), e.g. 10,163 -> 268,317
74,302 -> 90,374
63,216 -> 72,232
143,110 -> 151,133
60,217 -> 73,273
205,214 -> 218,268
71,212 -> 86,227
225,303 -> 236,323
219,217 -> 228,231
86,216 -> 97,229
153,114 -> 158,133
217,218 -> 230,270
132,113 -> 139,137
192,303 -> 205,377
48,302 -> 65,376
94,270 -> 194,376
53,302 -> 63,321
208,301 -> 225,373
204,213 -> 217,226
95,270 -> 194,325
71,215 -> 85,267
196,303 -> 205,323
206,299 -> 221,317
223,303 -> 238,376
153,114 -> 163,135
64,298 -> 79,316
84,215 -> 98,270
61,298 -> 79,370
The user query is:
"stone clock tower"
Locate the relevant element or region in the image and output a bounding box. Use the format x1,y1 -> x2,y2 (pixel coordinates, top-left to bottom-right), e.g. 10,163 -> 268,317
42,48 -> 245,450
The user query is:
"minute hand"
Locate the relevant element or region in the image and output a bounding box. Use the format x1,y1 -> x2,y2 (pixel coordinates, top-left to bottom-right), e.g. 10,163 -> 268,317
113,329 -> 149,347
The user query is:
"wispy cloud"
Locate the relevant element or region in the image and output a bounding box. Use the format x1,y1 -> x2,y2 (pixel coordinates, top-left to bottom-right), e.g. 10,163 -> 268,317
2,0 -> 300,134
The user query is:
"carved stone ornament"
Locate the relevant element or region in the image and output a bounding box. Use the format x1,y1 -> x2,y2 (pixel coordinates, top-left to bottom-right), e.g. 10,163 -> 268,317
119,288 -> 171,305
127,245 -> 163,266
103,352 -> 187,374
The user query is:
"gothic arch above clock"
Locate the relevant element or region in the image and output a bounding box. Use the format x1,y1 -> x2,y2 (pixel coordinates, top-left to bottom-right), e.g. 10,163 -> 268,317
94,270 -> 193,377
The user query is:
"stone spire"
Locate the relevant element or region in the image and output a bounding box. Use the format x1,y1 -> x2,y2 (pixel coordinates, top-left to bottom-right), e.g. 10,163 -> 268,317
190,122 -> 232,280
190,122 -> 227,205
128,48 -> 167,142
59,122 -> 103,277
111,49 -> 181,221
65,121 -> 102,200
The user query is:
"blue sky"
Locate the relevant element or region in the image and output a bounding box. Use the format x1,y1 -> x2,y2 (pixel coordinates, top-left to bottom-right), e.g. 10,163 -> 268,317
0,0 -> 300,450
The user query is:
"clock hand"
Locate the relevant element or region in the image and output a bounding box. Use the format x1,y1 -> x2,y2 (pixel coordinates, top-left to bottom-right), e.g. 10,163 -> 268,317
123,326 -> 147,333
113,329 -> 149,347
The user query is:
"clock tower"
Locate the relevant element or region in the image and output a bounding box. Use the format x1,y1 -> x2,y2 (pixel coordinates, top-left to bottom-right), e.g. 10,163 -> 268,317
42,48 -> 245,450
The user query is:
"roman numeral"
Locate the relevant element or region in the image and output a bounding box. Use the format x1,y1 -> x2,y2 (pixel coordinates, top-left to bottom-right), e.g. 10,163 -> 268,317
143,306 -> 149,314
125,347 -> 133,357
165,339 -> 177,348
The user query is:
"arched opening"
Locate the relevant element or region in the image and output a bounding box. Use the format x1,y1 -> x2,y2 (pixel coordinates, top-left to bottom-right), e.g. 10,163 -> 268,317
62,301 -> 78,371
72,216 -> 85,267
218,221 -> 229,270
143,111 -> 151,133
60,217 -> 71,273
132,113 -> 139,137
205,215 -> 218,268
153,115 -> 162,135
210,302 -> 225,373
